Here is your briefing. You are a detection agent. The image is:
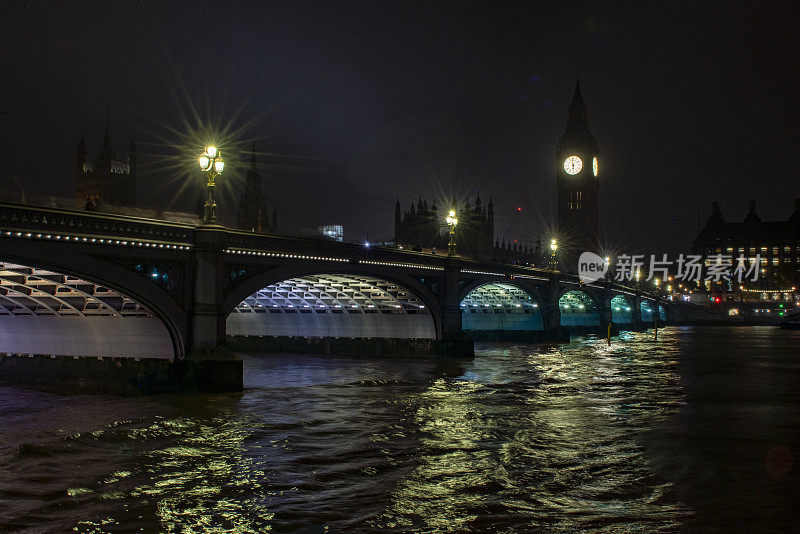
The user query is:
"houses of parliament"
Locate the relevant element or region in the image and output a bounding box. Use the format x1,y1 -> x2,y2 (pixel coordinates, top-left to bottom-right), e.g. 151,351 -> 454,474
394,80 -> 601,268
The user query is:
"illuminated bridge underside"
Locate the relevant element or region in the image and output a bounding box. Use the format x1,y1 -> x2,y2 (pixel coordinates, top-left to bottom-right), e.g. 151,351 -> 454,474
0,262 -> 173,358
611,295 -> 633,324
460,283 -> 542,331
641,302 -> 667,323
228,274 -> 436,339
560,290 -> 600,327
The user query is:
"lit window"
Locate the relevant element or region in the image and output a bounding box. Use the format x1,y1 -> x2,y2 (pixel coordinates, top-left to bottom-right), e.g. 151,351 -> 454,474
772,247 -> 779,255
761,247 -> 768,253
772,258 -> 779,265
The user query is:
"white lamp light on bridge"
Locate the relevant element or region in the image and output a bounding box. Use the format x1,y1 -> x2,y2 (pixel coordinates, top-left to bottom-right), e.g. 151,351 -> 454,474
446,209 -> 458,255
549,239 -> 558,270
199,146 -> 224,224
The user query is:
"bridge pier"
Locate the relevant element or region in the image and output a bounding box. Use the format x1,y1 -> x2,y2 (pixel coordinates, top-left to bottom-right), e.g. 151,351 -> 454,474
186,226 -> 242,391
440,256 -> 474,356
630,291 -> 648,331
601,282 -> 613,329
541,272 -> 569,341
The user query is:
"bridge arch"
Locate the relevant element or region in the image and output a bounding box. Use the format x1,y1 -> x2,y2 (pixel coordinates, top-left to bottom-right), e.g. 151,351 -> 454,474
0,243 -> 187,359
559,289 -> 601,327
460,282 -> 543,331
224,266 -> 440,339
0,261 -> 175,359
610,294 -> 633,324
640,300 -> 667,323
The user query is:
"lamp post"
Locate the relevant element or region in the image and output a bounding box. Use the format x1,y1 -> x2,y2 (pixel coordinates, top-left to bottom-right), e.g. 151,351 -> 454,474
549,239 -> 558,270
446,209 -> 458,255
199,146 -> 224,224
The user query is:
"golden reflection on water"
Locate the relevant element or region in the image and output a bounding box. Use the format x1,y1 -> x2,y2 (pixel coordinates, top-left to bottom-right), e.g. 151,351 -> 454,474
10,327 -> 800,531
377,330 -> 687,532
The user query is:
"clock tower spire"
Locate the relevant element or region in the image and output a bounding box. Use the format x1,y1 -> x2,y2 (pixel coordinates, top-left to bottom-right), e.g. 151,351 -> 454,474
556,78 -> 600,268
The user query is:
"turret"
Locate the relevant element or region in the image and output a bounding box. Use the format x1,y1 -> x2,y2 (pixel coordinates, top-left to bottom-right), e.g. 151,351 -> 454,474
743,200 -> 761,224
99,126 -> 114,160
395,198 -> 401,227
790,199 -> 800,224
77,133 -> 86,174
128,138 -> 137,175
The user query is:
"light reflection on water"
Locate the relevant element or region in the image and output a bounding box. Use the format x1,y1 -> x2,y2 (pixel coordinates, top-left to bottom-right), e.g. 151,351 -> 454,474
1,327 -> 799,532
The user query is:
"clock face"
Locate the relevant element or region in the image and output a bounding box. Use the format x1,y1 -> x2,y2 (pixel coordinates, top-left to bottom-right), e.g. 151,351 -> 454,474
592,157 -> 598,177
564,155 -> 582,175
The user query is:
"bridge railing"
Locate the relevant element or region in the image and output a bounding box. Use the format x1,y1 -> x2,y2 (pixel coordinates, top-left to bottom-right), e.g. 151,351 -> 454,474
0,202 -> 194,244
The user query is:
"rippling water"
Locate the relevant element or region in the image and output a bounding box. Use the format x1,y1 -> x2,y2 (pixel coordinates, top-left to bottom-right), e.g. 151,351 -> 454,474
1,327 -> 799,532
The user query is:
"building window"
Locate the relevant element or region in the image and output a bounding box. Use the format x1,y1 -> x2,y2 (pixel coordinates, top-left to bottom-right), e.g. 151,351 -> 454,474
772,258 -> 779,265
750,247 -> 756,255
568,191 -> 583,210
772,247 -> 779,255
761,247 -> 768,254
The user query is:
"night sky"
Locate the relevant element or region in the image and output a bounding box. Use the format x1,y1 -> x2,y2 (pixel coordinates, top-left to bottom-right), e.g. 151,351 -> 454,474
3,1 -> 800,254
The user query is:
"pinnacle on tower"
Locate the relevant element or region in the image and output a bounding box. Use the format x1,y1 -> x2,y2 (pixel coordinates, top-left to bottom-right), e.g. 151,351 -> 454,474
560,77 -> 596,147
249,143 -> 258,169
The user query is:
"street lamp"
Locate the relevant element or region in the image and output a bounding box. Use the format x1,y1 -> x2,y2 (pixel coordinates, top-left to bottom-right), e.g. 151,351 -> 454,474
446,209 -> 458,255
199,145 -> 224,224
549,239 -> 558,270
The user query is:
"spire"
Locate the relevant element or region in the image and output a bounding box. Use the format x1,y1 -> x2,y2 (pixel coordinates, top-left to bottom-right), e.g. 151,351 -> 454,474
128,137 -> 137,175
707,201 -> 724,225
743,200 -> 761,224
236,142 -> 269,233
77,133 -> 86,174
249,143 -> 257,170
570,76 -> 586,112
559,77 -> 596,149
100,113 -> 114,160
790,198 -> 800,223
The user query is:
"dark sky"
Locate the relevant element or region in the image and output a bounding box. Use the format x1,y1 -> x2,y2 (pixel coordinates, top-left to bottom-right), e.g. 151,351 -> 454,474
3,1 -> 800,254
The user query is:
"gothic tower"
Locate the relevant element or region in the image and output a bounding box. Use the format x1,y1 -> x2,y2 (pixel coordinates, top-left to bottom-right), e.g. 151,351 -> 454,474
236,144 -> 273,233
556,79 -> 600,264
76,125 -> 137,210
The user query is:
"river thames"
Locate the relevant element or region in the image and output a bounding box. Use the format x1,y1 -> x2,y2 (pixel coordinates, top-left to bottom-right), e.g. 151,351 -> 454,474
1,326 -> 798,532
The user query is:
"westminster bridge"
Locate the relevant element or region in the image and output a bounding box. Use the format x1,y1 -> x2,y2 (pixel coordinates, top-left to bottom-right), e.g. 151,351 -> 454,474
0,202 -> 666,391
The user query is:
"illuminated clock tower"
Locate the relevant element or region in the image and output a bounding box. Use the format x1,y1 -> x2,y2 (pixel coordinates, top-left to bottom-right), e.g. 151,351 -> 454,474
556,79 -> 599,264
